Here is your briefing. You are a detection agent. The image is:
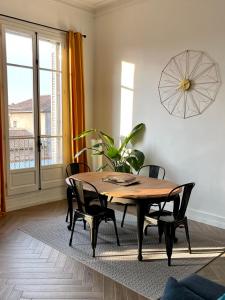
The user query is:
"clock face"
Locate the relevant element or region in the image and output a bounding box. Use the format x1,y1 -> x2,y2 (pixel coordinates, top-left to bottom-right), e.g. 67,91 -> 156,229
158,50 -> 221,119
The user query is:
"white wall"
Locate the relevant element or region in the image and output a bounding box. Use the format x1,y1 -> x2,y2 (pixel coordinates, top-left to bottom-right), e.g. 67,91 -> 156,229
94,0 -> 225,228
0,0 -> 95,210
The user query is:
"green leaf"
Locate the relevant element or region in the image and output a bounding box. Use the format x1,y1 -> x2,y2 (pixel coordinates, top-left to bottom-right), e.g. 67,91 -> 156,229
131,123 -> 145,143
130,149 -> 145,165
91,142 -> 104,149
119,123 -> 145,152
126,150 -> 145,171
99,131 -> 114,146
73,129 -> 96,140
92,150 -> 104,155
115,164 -> 131,173
74,147 -> 88,158
106,146 -> 121,160
74,146 -> 102,158
126,157 -> 139,171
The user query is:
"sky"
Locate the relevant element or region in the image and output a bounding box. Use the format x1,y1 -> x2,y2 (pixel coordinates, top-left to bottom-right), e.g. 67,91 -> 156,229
6,32 -> 62,104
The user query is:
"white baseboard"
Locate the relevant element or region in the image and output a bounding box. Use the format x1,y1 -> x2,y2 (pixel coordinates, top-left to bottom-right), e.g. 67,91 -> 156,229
188,208 -> 225,229
6,186 -> 66,212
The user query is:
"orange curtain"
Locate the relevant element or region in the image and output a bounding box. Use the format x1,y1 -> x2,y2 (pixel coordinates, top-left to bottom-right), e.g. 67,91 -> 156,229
0,89 -> 6,216
68,31 -> 87,165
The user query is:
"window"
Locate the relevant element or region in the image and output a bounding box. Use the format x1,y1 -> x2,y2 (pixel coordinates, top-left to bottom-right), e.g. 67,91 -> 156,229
39,38 -> 63,166
6,30 -> 35,170
1,23 -> 66,194
5,30 -> 63,169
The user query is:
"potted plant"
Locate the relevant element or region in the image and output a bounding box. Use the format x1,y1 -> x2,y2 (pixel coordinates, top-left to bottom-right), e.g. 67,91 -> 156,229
74,123 -> 145,173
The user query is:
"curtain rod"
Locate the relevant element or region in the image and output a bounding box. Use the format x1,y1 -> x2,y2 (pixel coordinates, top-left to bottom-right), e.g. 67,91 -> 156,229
0,13 -> 87,38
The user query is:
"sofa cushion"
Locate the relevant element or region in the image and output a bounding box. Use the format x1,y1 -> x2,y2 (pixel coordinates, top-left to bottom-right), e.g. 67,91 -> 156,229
161,277 -> 204,300
218,293 -> 225,300
180,274 -> 225,300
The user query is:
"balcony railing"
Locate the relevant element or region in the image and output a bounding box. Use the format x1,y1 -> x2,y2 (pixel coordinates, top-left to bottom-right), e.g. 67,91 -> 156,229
10,137 -> 35,169
9,136 -> 62,169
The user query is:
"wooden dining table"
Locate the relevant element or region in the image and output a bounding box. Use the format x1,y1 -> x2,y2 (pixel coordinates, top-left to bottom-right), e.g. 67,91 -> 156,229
66,171 -> 180,261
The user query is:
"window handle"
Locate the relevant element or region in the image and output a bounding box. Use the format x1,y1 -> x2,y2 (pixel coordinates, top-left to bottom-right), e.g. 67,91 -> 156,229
37,136 -> 42,152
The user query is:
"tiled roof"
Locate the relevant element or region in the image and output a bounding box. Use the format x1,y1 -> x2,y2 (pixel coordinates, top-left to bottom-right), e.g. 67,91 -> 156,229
9,95 -> 51,113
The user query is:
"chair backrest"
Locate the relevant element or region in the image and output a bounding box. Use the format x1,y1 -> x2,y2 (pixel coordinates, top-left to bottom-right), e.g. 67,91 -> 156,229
161,183 -> 195,220
138,164 -> 165,180
68,178 -> 99,213
66,162 -> 90,177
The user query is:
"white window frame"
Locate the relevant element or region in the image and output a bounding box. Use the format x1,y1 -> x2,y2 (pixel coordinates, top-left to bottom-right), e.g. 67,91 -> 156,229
0,19 -> 67,195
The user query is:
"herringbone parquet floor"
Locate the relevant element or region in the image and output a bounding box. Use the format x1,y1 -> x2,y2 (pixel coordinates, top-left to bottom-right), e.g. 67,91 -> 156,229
0,200 -> 224,300
0,201 -> 148,300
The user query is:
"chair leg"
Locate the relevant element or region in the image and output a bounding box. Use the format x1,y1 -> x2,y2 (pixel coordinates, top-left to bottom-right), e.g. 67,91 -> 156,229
121,204 -> 128,228
164,223 -> 174,266
94,221 -> 99,251
184,219 -> 191,254
158,222 -> 164,243
143,220 -> 149,236
69,212 -> 77,246
67,187 -> 74,230
83,220 -> 86,230
65,207 -> 69,222
112,215 -> 120,246
90,220 -> 97,258
144,225 -> 148,236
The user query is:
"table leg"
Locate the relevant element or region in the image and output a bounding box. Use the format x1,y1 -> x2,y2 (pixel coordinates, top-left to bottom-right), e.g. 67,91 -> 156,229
67,187 -> 73,231
136,201 -> 148,261
173,194 -> 180,242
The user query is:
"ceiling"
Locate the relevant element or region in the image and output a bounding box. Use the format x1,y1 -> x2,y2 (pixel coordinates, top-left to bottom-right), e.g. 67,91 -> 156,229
52,0 -> 120,12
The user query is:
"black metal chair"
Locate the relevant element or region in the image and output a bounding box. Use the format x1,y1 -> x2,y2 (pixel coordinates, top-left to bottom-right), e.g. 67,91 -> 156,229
144,182 -> 195,266
66,162 -> 90,178
120,164 -> 166,228
138,164 -> 166,211
138,164 -> 166,179
66,162 -> 94,229
69,178 -> 120,257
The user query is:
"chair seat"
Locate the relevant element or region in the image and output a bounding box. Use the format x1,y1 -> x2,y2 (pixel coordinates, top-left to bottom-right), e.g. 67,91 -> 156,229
159,215 -> 175,223
148,210 -> 172,218
145,210 -> 175,224
83,205 -> 114,217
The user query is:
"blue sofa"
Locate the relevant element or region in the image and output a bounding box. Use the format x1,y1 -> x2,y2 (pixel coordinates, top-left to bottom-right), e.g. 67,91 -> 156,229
161,274 -> 225,300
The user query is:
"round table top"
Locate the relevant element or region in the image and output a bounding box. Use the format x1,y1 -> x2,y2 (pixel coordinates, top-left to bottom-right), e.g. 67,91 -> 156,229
66,171 -> 180,200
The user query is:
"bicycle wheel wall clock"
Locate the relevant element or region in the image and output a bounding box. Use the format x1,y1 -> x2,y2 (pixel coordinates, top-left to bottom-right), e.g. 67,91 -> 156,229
158,50 -> 221,119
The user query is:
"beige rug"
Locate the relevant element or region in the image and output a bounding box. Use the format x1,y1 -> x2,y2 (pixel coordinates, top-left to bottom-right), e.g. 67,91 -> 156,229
20,211 -> 225,300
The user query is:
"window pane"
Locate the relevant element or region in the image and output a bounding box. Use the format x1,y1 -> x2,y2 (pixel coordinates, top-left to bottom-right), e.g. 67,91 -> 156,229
8,66 -> 34,136
10,138 -> 35,170
6,31 -> 33,67
39,39 -> 61,71
41,137 -> 63,166
7,66 -> 35,170
39,70 -> 62,136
